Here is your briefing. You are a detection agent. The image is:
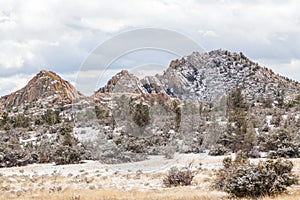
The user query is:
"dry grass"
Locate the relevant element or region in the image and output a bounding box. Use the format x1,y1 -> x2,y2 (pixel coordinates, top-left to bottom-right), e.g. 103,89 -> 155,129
2,188 -> 300,200
262,192 -> 300,200
0,188 -> 227,200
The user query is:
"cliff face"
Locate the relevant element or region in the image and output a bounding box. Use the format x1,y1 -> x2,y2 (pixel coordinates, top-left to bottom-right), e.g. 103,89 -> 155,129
1,70 -> 82,108
141,76 -> 166,94
159,50 -> 299,102
97,50 -> 300,103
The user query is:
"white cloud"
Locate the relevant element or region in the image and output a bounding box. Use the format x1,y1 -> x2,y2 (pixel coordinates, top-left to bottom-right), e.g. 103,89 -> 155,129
198,30 -> 219,37
257,58 -> 300,81
75,69 -> 123,95
80,17 -> 129,33
0,40 -> 35,68
0,73 -> 34,97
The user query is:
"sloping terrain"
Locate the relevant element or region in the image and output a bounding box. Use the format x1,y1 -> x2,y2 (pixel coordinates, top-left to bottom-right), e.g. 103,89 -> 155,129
96,70 -> 148,94
159,50 -> 299,102
95,50 -> 300,103
1,70 -> 82,108
0,49 -> 300,166
1,49 -> 300,199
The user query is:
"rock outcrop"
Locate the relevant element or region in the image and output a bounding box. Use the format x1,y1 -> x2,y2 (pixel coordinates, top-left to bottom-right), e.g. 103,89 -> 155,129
1,70 -> 82,108
97,50 -> 300,103
159,50 -> 300,102
141,76 -> 166,94
1,50 -> 300,166
96,70 -> 148,94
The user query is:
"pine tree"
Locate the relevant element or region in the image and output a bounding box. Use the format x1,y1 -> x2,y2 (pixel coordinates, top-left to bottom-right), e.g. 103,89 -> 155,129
132,102 -> 150,127
223,88 -> 254,152
244,122 -> 257,153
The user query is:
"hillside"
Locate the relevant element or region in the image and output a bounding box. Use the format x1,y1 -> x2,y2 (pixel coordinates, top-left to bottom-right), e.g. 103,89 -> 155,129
96,50 -> 299,104
96,70 -> 148,94
0,70 -> 82,108
159,50 -> 299,102
0,50 -> 300,168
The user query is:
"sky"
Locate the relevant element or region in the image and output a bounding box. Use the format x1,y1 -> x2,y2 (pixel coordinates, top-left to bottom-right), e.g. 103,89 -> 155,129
0,0 -> 300,96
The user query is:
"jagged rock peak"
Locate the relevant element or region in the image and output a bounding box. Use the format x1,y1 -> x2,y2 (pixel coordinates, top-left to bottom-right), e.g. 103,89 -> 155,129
169,49 -> 251,69
96,70 -> 148,94
161,49 -> 300,102
141,76 -> 166,94
1,70 -> 82,107
95,49 -> 300,103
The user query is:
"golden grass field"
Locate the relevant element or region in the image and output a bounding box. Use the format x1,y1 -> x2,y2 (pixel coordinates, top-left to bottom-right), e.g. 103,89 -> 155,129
1,188 -> 300,200
0,156 -> 300,200
0,188 -> 226,200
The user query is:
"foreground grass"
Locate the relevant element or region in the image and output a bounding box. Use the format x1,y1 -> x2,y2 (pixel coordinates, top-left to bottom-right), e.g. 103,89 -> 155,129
0,188 -> 226,200
262,193 -> 300,200
2,188 -> 300,200
1,157 -> 300,199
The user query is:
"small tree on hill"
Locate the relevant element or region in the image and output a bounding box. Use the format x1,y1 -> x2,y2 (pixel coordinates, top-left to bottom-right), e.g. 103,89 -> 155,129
0,112 -> 9,129
220,88 -> 256,154
54,124 -> 83,165
131,102 -> 150,128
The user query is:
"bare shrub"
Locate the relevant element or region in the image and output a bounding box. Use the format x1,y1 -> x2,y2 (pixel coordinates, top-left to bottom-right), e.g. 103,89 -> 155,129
54,145 -> 82,165
163,163 -> 196,187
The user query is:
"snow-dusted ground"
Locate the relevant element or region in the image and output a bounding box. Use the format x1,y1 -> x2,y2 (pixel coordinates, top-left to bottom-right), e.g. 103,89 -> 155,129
1,153 -> 300,199
0,153 -> 224,177
0,153 -> 226,194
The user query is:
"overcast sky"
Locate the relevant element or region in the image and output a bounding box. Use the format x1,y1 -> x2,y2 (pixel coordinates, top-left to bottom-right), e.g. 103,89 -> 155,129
0,0 -> 300,96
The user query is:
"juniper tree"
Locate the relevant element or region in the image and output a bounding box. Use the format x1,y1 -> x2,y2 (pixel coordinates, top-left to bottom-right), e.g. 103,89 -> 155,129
221,88 -> 256,153
0,112 -> 9,129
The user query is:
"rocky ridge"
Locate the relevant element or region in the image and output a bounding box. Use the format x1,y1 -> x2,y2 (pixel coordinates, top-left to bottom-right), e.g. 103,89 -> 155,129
94,50 -> 299,104
1,49 -> 300,167
159,50 -> 299,102
96,70 -> 148,94
2,50 -> 299,109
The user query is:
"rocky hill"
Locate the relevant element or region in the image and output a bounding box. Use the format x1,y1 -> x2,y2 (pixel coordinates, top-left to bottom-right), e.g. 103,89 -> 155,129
1,49 -> 300,167
1,70 -> 82,108
141,76 -> 167,94
96,70 -> 148,94
1,50 -> 298,110
96,50 -> 299,104
159,50 -> 300,102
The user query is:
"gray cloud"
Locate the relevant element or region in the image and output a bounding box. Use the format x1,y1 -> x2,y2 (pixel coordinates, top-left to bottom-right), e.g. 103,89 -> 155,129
0,0 -> 299,96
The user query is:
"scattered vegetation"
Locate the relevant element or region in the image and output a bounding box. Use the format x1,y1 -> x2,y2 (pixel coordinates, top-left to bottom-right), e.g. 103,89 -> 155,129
215,152 -> 298,198
131,102 -> 150,127
209,144 -> 230,156
54,124 -> 84,165
262,128 -> 300,158
0,123 -> 86,167
219,88 -> 257,154
163,163 -> 197,187
42,109 -> 61,125
163,142 -> 177,159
